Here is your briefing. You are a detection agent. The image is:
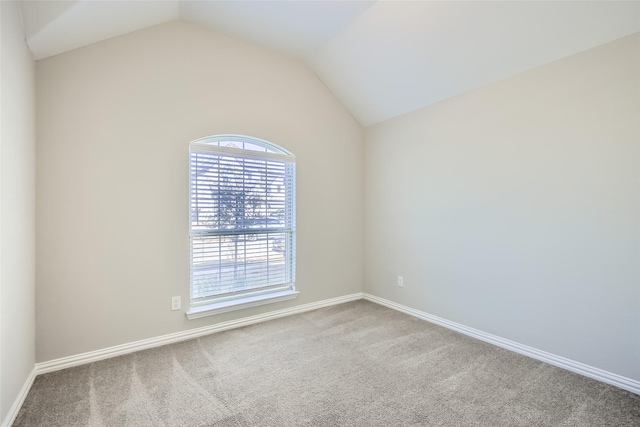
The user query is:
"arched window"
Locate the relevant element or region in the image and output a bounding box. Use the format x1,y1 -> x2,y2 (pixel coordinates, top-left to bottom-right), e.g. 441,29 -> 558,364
187,135 -> 296,318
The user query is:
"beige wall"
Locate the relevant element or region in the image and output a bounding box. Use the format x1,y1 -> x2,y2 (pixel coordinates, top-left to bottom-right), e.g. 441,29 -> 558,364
0,1 -> 36,421
36,21 -> 363,362
365,33 -> 640,381
33,14 -> 639,384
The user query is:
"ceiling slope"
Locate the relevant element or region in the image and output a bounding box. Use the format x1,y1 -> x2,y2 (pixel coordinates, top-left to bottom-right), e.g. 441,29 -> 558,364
20,1 -> 640,127
180,0 -> 375,59
22,0 -> 180,60
311,1 -> 640,126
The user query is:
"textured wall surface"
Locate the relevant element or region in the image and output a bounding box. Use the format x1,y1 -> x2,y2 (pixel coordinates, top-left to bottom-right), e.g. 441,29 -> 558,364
364,33 -> 640,381
0,0 -> 36,421
36,21 -> 363,362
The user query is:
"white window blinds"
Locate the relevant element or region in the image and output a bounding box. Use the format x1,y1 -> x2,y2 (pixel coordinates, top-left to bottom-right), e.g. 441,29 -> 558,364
189,137 -> 296,304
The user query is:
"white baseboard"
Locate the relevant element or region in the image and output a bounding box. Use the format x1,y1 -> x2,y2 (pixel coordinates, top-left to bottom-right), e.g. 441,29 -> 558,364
1,367 -> 36,427
36,292 -> 363,375
4,292 -> 362,426
363,293 -> 640,395
6,290 -> 638,427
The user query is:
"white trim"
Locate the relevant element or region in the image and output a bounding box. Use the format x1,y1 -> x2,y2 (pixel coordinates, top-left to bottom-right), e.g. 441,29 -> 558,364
36,293 -> 363,375
1,367 -> 36,427
9,290 -> 638,425
186,289 -> 300,319
190,283 -> 295,308
191,134 -> 295,158
190,141 -> 295,162
362,293 -> 640,395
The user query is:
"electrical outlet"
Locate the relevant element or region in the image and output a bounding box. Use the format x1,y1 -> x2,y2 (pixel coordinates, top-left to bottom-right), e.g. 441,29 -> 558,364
171,296 -> 181,311
397,276 -> 404,287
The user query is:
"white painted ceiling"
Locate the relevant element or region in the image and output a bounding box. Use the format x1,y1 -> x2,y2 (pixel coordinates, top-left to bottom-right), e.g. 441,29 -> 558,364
19,0 -> 640,126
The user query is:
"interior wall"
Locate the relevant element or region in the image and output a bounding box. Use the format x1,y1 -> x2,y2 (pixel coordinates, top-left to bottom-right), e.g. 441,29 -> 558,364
364,33 -> 640,381
0,1 -> 36,421
36,21 -> 363,362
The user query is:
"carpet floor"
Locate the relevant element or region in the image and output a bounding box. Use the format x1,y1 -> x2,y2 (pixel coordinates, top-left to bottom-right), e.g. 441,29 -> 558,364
14,300 -> 640,426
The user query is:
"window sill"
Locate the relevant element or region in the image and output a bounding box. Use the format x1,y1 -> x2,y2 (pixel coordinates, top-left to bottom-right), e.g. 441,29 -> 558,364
185,289 -> 299,320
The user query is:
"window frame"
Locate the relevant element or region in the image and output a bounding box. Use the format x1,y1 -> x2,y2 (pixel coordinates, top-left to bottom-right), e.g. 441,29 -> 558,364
186,135 -> 297,319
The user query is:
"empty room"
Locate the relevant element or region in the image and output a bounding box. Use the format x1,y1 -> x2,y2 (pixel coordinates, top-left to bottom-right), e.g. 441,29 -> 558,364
1,0 -> 639,425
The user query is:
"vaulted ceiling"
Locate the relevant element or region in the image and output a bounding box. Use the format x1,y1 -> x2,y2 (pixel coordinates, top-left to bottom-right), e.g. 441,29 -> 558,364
19,0 -> 640,126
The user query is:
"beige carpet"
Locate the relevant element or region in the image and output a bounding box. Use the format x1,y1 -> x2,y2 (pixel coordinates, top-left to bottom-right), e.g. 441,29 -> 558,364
14,300 -> 640,426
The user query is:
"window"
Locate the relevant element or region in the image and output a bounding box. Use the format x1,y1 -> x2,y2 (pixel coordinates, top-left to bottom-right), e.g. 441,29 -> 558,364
186,135 -> 297,319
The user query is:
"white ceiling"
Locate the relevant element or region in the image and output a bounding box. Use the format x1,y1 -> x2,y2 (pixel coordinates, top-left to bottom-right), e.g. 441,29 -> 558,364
312,1 -> 640,125
19,0 -> 640,126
